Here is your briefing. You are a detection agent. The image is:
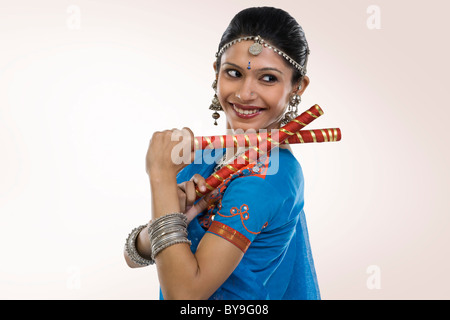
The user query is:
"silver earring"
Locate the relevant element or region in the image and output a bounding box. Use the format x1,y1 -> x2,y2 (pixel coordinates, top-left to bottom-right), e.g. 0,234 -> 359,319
209,80 -> 223,126
281,94 -> 301,126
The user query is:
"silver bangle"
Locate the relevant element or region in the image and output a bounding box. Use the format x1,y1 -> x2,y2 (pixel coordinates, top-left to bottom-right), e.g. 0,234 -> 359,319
149,213 -> 192,260
125,224 -> 155,266
152,238 -> 192,260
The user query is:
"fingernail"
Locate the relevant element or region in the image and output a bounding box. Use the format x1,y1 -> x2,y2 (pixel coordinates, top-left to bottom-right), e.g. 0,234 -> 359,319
201,186 -> 206,192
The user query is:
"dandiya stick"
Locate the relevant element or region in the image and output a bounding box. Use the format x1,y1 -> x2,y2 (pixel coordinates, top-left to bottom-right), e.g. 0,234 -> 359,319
194,127 -> 341,149
194,104 -> 334,200
194,104 -> 324,150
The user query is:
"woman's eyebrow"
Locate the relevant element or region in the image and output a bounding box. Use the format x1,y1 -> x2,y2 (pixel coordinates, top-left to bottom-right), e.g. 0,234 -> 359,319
257,67 -> 283,75
222,62 -> 244,70
222,62 -> 284,75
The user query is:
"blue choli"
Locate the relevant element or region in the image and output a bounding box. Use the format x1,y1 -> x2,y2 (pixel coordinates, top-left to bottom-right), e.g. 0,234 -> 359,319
161,147 -> 320,300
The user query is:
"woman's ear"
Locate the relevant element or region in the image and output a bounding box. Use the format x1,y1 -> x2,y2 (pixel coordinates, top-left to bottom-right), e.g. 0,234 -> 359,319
213,61 -> 218,74
295,75 -> 310,96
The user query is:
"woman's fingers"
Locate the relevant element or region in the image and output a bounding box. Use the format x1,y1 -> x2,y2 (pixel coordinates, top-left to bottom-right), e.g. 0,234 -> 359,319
184,188 -> 219,223
177,174 -> 217,223
178,173 -> 219,225
184,174 -> 207,209
177,183 -> 187,212
184,181 -> 196,211
178,178 -> 202,212
146,127 -> 196,178
190,174 -> 207,193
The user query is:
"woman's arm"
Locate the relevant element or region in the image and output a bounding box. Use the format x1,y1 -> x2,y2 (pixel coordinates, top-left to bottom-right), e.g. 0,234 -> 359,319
146,128 -> 244,299
124,173 -> 213,268
150,172 -> 244,299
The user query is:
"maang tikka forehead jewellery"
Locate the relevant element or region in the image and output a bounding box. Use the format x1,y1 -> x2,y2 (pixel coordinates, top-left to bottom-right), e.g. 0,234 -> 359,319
209,35 -> 309,125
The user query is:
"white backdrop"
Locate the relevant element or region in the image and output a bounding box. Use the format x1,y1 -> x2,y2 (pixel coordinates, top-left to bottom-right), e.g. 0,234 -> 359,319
1,0 -> 449,299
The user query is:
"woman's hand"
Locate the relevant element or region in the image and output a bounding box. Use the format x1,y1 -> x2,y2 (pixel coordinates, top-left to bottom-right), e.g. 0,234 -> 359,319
177,174 -> 219,224
145,127 -> 218,222
145,127 -> 195,180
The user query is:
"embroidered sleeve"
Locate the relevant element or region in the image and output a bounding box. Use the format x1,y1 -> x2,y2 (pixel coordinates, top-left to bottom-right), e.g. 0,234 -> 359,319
206,176 -> 282,253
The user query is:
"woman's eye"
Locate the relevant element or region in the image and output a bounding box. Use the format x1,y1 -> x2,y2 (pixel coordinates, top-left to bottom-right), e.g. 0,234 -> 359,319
261,74 -> 278,82
226,69 -> 241,78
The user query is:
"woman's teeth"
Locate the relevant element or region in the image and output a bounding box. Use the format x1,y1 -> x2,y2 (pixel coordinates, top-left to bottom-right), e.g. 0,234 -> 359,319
232,104 -> 261,115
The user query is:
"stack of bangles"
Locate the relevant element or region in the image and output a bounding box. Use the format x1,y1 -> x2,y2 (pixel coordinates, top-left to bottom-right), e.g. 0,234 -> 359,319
125,104 -> 341,265
125,213 -> 191,266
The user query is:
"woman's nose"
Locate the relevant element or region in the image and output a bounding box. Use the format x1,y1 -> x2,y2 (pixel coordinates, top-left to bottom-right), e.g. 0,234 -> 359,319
235,78 -> 256,101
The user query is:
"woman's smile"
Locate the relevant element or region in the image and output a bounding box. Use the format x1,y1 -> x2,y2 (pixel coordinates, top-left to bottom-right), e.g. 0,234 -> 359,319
230,103 -> 264,118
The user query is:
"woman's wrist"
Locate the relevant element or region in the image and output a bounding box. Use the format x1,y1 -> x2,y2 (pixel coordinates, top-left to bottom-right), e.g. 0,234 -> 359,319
136,224 -> 153,259
149,172 -> 182,220
148,168 -> 177,184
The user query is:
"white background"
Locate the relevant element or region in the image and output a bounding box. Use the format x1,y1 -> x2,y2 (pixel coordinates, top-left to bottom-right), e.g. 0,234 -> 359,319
0,0 -> 449,299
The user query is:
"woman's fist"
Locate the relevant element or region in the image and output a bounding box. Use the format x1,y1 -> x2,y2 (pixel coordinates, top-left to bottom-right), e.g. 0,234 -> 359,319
146,127 -> 195,178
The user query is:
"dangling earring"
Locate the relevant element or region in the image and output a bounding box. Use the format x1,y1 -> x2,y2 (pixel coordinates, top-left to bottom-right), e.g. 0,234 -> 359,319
209,79 -> 223,125
281,93 -> 301,126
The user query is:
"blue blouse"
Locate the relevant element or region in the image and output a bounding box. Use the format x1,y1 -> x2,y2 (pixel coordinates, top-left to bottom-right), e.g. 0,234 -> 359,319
166,147 -> 320,300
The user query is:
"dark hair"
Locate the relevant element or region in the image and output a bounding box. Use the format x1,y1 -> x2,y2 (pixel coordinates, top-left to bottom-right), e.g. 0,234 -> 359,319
217,7 -> 309,84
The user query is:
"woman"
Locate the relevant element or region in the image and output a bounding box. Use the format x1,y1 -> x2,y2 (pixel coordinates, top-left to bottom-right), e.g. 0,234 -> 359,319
124,6 -> 320,300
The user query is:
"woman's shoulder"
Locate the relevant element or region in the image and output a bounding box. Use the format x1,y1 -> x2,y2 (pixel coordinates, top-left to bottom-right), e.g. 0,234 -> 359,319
265,147 -> 304,190
222,147 -> 304,200
176,147 -> 304,194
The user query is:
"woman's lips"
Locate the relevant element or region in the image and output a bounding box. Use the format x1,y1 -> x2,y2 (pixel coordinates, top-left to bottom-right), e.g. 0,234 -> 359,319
230,103 -> 263,119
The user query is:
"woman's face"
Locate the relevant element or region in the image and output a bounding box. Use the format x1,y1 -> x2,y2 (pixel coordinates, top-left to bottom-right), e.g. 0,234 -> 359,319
215,40 -> 308,132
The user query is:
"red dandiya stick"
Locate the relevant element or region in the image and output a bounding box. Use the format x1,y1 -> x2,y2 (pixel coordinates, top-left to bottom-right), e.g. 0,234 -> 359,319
194,104 -> 325,150
194,104 -> 337,200
194,127 -> 341,149
285,128 -> 342,144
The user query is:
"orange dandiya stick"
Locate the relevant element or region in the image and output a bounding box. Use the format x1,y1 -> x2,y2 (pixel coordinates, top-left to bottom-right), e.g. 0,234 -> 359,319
194,104 -> 340,200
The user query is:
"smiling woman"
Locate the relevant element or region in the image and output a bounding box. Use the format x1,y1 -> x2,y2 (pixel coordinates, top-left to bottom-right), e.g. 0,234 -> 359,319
124,6 -> 321,300
216,40 -> 309,132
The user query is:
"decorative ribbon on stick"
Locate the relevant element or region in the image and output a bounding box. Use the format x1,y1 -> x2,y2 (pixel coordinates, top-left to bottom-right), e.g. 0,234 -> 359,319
194,104 -> 340,200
